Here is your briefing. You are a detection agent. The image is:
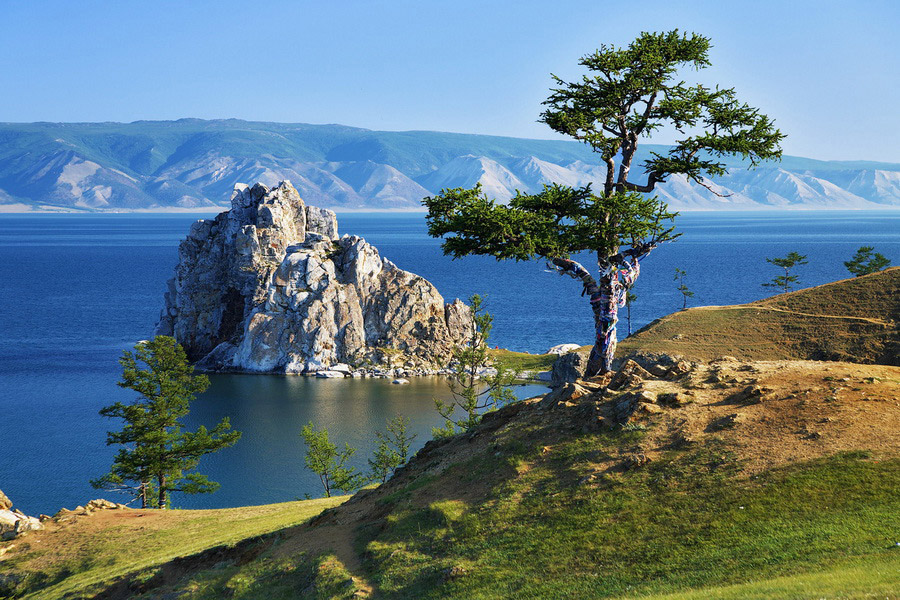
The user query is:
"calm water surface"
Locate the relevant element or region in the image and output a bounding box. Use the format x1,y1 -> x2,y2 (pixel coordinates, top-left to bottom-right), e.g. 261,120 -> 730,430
1,210 -> 898,513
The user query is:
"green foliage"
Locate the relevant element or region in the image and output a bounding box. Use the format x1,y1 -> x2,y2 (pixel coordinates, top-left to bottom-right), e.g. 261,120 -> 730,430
674,267 -> 695,309
433,295 -> 516,438
369,416 -> 417,484
763,251 -> 808,292
425,31 -> 783,375
425,183 -> 679,262
92,336 -> 241,509
625,290 -> 638,336
541,30 -> 784,188
845,246 -> 891,277
300,422 -> 366,497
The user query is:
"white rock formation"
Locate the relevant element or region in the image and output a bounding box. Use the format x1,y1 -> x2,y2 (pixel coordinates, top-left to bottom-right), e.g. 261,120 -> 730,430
156,181 -> 471,374
547,343 -> 582,355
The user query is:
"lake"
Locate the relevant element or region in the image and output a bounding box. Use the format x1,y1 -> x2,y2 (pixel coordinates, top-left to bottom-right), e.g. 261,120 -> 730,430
1,210 -> 898,514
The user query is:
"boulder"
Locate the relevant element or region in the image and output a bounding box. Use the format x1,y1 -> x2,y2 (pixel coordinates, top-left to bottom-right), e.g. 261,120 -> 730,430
611,390 -> 659,424
550,350 -> 591,387
391,378 -> 410,385
538,382 -> 593,409
156,181 -> 472,374
547,343 -> 581,355
0,489 -> 10,511
0,509 -> 43,540
315,371 -> 346,378
608,360 -> 654,391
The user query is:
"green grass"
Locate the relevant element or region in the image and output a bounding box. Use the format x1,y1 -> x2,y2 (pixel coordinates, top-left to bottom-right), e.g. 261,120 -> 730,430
489,349 -> 556,377
357,443 -> 900,599
633,553 -> 900,599
7,496 -> 347,600
158,552 -> 362,600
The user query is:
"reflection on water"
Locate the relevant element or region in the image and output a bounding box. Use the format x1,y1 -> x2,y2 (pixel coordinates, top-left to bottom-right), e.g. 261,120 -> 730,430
163,375 -> 545,509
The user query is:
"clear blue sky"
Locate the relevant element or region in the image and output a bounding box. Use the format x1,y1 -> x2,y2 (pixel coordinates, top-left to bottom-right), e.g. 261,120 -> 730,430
3,0 -> 899,162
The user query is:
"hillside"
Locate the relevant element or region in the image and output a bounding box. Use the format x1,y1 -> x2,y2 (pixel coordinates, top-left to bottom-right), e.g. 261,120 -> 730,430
3,355 -> 898,598
618,267 -> 900,366
2,120 -> 900,211
3,272 -> 899,599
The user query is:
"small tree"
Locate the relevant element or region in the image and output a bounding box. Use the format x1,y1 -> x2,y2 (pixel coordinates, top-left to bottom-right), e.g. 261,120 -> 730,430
433,294 -> 515,438
674,268 -> 694,310
763,252 -> 808,293
93,336 -> 241,509
425,30 -> 783,376
845,246 -> 891,277
369,415 -> 417,484
625,290 -> 637,337
300,423 -> 365,498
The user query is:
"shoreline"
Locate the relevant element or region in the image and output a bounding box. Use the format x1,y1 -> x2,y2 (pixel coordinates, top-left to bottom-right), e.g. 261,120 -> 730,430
3,205 -> 900,215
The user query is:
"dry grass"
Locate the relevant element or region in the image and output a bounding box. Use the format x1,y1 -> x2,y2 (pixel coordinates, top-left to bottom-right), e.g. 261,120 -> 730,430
617,267 -> 899,365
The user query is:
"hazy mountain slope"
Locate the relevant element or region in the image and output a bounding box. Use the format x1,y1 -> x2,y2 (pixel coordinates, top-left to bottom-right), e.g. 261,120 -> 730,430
1,120 -> 899,210
416,155 -> 527,200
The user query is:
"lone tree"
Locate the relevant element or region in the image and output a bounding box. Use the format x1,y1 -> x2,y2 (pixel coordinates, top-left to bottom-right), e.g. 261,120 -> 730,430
433,294 -> 515,438
763,251 -> 808,293
300,423 -> 366,498
424,31 -> 783,376
845,246 -> 891,277
674,267 -> 694,310
625,290 -> 637,337
369,415 -> 416,484
93,336 -> 241,509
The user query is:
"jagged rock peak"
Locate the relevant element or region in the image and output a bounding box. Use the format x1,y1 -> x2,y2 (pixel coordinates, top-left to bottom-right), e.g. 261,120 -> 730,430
156,180 -> 471,374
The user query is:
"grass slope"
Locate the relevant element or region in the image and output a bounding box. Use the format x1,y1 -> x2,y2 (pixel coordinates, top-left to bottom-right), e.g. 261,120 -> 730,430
618,267 -> 900,366
1,497 -> 347,599
50,357 -> 898,600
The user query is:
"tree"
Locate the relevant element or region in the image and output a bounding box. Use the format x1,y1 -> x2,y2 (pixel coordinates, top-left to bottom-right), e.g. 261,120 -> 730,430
369,415 -> 417,484
300,423 -> 366,497
92,336 -> 241,509
674,268 -> 694,310
845,246 -> 891,277
625,290 -> 637,337
433,294 -> 516,438
424,30 -> 784,376
763,252 -> 808,292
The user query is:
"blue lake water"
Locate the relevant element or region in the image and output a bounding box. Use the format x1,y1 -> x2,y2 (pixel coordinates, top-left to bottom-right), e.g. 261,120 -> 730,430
1,210 -> 898,514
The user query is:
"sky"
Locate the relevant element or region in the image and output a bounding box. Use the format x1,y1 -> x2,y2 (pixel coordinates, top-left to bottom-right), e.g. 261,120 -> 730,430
2,0 -> 899,162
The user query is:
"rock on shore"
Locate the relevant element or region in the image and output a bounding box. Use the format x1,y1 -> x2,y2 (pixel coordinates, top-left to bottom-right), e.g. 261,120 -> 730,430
0,490 -> 42,541
156,181 -> 471,374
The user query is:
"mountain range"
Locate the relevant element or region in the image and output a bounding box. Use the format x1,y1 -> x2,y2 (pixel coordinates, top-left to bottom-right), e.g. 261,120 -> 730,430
1,119 -> 899,211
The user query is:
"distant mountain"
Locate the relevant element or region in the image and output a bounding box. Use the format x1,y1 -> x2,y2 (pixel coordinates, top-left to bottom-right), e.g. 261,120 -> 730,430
0,119 -> 899,211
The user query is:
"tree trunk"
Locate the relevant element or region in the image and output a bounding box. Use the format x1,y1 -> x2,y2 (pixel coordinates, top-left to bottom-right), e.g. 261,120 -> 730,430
551,257 -> 641,377
140,482 -> 147,509
158,474 -> 166,509
586,273 -> 618,376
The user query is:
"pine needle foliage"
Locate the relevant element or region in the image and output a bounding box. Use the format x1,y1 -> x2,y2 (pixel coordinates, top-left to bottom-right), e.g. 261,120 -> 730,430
845,246 -> 891,277
92,336 -> 241,509
433,295 -> 516,438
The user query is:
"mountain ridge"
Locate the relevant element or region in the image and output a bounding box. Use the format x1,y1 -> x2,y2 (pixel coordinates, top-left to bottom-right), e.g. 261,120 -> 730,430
2,119 -> 900,211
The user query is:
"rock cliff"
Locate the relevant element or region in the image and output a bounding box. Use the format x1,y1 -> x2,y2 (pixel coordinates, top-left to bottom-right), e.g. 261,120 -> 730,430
156,181 -> 471,374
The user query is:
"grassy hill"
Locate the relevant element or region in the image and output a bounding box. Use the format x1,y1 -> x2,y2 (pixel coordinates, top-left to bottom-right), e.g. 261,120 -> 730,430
4,357 -> 898,599
2,273 -> 899,599
618,267 -> 900,366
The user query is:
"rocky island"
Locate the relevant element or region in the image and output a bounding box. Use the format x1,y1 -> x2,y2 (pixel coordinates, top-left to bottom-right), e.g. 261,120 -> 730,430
156,181 -> 471,375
